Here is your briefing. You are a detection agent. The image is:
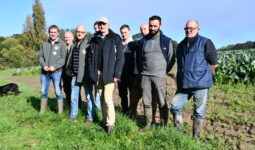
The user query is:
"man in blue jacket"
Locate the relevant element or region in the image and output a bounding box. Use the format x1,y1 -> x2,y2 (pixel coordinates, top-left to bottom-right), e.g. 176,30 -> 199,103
170,20 -> 218,139
88,17 -> 124,134
138,16 -> 175,131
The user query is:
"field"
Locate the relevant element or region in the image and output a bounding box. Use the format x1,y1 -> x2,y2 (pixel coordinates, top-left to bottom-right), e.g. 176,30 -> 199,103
0,66 -> 254,150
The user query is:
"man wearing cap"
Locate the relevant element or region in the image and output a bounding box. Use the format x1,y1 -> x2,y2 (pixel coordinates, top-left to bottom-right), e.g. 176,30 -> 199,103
88,17 -> 124,134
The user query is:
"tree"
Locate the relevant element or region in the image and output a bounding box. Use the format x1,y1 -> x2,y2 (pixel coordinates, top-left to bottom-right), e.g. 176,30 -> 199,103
22,0 -> 47,52
22,15 -> 36,50
0,38 -> 36,70
32,0 -> 47,51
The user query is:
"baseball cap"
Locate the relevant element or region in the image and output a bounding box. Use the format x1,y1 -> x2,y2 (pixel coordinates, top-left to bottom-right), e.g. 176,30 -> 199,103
97,17 -> 109,24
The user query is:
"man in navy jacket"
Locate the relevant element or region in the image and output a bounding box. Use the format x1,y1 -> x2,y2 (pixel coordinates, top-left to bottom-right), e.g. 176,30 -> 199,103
170,20 -> 218,139
88,17 -> 124,134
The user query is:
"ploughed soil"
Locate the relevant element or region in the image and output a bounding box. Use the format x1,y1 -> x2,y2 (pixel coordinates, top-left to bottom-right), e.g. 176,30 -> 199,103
3,73 -> 255,150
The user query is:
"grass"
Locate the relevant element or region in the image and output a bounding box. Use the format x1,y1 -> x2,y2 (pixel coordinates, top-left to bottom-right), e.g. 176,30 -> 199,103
0,68 -> 254,149
0,80 -> 212,150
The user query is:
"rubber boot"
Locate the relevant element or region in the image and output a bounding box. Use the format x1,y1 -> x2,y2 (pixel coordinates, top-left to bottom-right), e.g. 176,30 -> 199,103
174,115 -> 183,131
193,117 -> 203,139
141,107 -> 152,132
160,104 -> 169,126
57,100 -> 64,114
39,98 -> 48,114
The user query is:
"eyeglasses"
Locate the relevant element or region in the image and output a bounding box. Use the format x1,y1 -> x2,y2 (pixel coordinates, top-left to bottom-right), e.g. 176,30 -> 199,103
184,27 -> 197,31
76,31 -> 86,34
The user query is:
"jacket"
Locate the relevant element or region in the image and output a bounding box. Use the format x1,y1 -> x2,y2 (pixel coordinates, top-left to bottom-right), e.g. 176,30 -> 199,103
88,29 -> 125,84
65,38 -> 89,83
138,31 -> 175,74
39,38 -> 67,73
176,35 -> 213,89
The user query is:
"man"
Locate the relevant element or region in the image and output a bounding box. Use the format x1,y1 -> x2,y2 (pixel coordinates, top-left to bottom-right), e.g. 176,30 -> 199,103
127,23 -> 158,126
118,24 -> 136,113
39,25 -> 67,114
88,17 -> 124,134
127,23 -> 148,117
63,31 -> 74,107
138,16 -> 175,131
94,21 -> 99,33
170,20 -> 218,139
65,25 -> 94,123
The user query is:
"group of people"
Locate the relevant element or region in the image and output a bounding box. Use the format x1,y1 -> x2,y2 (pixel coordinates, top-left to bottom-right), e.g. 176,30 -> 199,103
38,15 -> 218,138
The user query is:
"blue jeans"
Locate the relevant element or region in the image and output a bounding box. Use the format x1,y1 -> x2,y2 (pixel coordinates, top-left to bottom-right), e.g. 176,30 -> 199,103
40,72 -> 63,100
85,84 -> 101,120
70,76 -> 81,118
94,85 -> 101,110
170,88 -> 209,119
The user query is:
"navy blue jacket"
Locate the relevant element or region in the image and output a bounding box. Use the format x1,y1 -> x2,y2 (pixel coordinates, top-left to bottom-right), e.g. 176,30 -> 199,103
177,35 -> 214,89
88,29 -> 124,84
138,31 -> 175,74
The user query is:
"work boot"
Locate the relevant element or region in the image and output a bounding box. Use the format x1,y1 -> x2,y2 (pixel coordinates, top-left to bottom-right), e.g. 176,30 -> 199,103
39,98 -> 48,114
57,100 -> 64,114
174,115 -> 183,131
141,107 -> 152,132
160,104 -> 169,126
193,117 -> 203,139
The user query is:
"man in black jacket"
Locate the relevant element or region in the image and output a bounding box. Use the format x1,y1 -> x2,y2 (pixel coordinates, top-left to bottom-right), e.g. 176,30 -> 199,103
88,17 -> 124,134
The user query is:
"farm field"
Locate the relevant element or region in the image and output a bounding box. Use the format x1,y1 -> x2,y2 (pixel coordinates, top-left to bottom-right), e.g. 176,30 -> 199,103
0,67 -> 254,150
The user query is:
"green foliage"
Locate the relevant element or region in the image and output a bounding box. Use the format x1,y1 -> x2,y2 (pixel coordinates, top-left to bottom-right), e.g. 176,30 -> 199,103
214,49 -> 255,84
22,0 -> 47,52
12,66 -> 41,76
220,41 -> 255,50
32,0 -> 47,51
0,38 -> 38,70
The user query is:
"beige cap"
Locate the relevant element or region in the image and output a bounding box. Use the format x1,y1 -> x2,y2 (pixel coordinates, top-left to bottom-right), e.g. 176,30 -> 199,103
97,17 -> 109,24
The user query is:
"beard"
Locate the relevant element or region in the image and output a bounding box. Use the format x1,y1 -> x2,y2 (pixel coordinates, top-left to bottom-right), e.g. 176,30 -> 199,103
149,29 -> 160,37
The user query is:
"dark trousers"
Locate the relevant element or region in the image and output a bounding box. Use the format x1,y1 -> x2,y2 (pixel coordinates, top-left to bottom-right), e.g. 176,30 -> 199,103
118,74 -> 135,113
62,72 -> 72,106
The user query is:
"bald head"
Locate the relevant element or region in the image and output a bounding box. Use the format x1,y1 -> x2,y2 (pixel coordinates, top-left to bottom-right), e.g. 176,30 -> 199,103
140,23 -> 149,36
64,31 -> 74,46
76,24 -> 86,41
185,20 -> 200,38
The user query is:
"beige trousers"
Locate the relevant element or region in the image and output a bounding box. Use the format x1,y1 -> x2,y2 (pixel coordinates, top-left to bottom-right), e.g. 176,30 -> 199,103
97,74 -> 115,126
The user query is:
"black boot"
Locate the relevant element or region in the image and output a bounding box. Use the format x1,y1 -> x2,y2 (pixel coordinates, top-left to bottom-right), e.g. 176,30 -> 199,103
141,107 -> 152,132
193,117 -> 203,139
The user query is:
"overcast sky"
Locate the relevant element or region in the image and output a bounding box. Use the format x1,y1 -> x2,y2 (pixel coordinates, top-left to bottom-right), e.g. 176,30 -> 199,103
1,0 -> 254,48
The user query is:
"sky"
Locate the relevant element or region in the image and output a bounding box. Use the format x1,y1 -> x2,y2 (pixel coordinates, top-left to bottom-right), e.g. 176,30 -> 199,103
0,0 -> 254,48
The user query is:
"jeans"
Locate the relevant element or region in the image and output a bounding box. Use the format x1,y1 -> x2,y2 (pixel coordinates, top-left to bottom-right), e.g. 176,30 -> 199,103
85,84 -> 100,120
40,72 -> 63,100
70,76 -> 81,118
170,88 -> 209,119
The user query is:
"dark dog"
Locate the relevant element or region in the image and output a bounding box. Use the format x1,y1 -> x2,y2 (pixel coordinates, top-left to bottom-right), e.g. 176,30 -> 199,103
0,83 -> 21,96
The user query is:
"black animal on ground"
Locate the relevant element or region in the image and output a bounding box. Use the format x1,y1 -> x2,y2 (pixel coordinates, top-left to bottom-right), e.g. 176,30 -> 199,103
0,83 -> 21,96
